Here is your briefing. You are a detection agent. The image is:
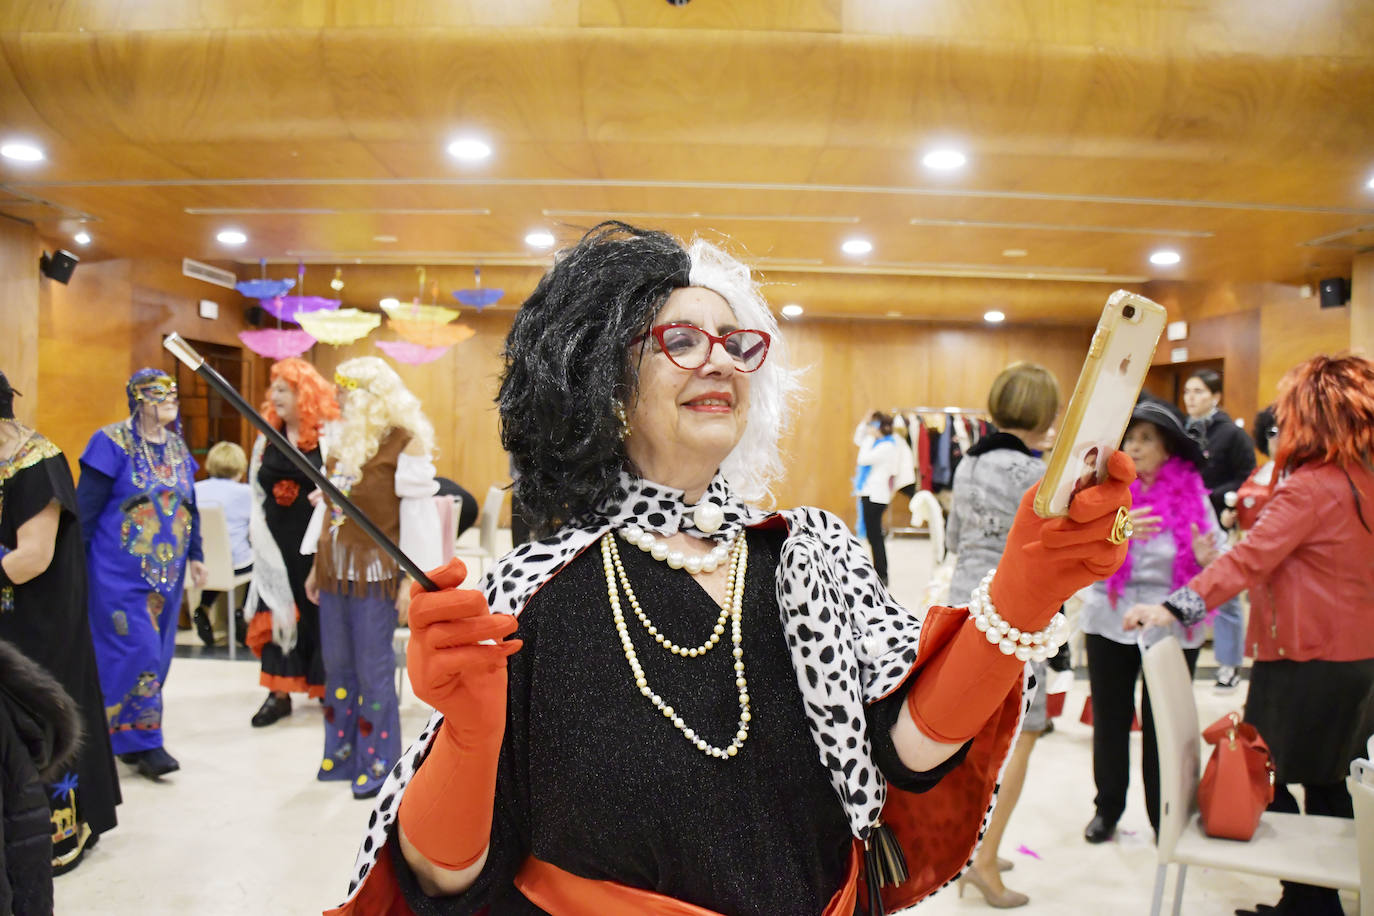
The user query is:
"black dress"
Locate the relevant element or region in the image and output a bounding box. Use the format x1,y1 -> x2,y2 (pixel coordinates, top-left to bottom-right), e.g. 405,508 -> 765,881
391,528 -> 961,916
0,432 -> 121,863
252,441 -> 326,696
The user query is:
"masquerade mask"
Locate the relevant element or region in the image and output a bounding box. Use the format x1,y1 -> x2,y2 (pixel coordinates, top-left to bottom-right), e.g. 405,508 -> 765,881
134,376 -> 178,404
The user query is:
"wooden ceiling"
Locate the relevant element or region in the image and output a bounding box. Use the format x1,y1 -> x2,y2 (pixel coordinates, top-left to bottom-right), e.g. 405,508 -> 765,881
3,0 -> 1373,324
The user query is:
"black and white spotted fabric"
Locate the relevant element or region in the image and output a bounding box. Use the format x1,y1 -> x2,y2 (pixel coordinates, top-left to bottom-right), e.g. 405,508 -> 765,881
338,471 -> 998,902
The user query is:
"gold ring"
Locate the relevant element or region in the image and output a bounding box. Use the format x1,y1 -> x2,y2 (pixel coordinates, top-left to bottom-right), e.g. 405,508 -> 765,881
1108,507 -> 1133,545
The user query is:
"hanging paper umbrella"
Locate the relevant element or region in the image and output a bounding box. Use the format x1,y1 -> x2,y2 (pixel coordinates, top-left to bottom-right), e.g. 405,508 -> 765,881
237,258 -> 297,299
238,329 -> 316,360
297,308 -> 381,346
262,294 -> 341,324
264,262 -> 342,324
388,319 -> 476,348
376,340 -> 452,365
382,301 -> 460,324
236,278 -> 296,299
453,266 -> 503,310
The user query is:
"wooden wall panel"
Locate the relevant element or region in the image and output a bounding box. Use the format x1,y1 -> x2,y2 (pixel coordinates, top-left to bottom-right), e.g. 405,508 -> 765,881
35,257 -> 266,464
38,259 -> 135,459
1352,250 -> 1374,361
1258,294 -> 1353,408
0,218 -> 39,425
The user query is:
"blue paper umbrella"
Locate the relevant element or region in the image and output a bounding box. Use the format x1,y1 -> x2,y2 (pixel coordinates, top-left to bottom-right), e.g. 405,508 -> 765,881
236,278 -> 296,299
452,266 -> 503,310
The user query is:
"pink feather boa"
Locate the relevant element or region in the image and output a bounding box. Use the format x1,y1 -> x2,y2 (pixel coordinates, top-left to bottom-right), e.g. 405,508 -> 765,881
1106,455 -> 1209,608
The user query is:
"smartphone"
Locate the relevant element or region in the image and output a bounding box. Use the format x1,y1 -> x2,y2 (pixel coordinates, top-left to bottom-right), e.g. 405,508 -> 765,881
1034,290 -> 1168,518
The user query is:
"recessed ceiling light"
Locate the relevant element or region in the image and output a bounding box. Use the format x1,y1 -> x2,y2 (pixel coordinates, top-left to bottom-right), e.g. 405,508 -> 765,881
379,297 -> 400,310
216,229 -> 247,246
446,137 -> 492,161
984,310 -> 1006,323
1001,248 -> 1028,258
885,310 -> 902,318
1149,249 -> 1181,266
0,141 -> 44,162
1366,174 -> 1374,190
525,231 -> 555,248
841,238 -> 872,255
73,230 -> 91,245
922,149 -> 967,171
781,304 -> 804,318
372,234 -> 398,243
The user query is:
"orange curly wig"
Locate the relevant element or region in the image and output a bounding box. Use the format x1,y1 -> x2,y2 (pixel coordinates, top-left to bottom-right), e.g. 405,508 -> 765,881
261,358 -> 339,452
1273,353 -> 1374,474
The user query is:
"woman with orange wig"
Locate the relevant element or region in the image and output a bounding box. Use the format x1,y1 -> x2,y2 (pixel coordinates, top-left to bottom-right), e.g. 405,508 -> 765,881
244,358 -> 339,728
1127,353 -> 1374,916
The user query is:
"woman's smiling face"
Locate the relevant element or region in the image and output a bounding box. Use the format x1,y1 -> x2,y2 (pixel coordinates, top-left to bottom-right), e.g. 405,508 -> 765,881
624,287 -> 752,485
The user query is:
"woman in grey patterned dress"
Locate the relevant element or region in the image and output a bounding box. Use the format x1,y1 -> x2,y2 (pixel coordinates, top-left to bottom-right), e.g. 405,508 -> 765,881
945,362 -> 1060,908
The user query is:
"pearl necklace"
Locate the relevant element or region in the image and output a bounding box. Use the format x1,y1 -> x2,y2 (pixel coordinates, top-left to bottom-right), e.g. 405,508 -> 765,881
601,532 -> 752,759
609,532 -> 738,656
618,524 -> 736,576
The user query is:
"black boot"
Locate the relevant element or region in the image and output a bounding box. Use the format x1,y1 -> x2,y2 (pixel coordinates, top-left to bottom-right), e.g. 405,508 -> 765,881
129,746 -> 180,779
193,606 -> 215,647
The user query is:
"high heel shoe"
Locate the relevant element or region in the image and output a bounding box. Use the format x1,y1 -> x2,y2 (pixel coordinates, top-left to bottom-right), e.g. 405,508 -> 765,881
957,867 -> 1029,909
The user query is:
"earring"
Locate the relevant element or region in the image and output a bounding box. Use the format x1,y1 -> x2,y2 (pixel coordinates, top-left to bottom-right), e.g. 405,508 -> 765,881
613,400 -> 631,440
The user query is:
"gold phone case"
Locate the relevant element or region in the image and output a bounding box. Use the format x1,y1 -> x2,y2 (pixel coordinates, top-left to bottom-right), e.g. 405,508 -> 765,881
1034,290 -> 1168,518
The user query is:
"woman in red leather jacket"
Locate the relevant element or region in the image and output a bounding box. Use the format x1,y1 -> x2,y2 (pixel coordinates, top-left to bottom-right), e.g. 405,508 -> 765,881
1127,354 -> 1374,916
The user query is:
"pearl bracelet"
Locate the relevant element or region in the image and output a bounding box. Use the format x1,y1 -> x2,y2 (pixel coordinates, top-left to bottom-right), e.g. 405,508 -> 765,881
969,569 -> 1069,663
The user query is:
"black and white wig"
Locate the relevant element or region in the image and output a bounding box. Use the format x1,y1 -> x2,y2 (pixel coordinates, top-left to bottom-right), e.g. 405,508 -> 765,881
499,221 -> 800,535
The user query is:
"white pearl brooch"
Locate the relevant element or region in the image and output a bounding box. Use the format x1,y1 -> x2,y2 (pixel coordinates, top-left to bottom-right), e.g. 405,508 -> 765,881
619,525 -> 736,576
968,569 -> 1069,663
692,499 -> 725,535
601,532 -> 752,760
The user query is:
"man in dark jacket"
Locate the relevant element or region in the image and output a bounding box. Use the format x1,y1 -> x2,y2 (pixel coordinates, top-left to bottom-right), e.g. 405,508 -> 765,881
0,637 -> 82,916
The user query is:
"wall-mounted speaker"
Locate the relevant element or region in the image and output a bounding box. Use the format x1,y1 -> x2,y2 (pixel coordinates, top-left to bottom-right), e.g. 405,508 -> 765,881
1319,277 -> 1350,309
244,304 -> 267,327
39,249 -> 79,284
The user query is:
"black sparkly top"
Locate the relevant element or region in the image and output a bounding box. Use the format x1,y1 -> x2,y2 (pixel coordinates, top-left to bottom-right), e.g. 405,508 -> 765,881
393,527 -> 965,915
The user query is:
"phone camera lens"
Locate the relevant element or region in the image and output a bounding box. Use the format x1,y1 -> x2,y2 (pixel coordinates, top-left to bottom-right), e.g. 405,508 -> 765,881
1122,304 -> 1137,319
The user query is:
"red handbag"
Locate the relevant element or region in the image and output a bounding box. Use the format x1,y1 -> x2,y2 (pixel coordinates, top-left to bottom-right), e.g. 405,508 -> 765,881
1197,712 -> 1276,840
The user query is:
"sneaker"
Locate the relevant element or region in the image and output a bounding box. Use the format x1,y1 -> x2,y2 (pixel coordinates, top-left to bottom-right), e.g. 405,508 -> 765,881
1214,665 -> 1242,691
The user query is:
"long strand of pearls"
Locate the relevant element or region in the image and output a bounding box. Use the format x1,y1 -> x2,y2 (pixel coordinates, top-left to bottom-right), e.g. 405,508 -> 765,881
601,532 -> 752,759
607,533 -> 734,657
968,569 -> 1070,662
619,524 -> 734,576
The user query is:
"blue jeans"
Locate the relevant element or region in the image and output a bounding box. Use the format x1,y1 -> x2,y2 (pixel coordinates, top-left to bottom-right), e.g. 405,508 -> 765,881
1212,597 -> 1244,668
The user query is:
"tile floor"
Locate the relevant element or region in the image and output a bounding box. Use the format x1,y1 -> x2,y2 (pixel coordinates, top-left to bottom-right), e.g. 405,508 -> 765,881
54,530 -> 1357,915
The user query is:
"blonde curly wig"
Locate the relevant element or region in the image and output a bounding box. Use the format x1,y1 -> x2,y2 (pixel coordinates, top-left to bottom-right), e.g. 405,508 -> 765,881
328,356 -> 435,485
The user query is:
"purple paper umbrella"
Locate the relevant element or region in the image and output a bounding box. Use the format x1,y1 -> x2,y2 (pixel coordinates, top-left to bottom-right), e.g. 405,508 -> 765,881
238,329 -> 317,359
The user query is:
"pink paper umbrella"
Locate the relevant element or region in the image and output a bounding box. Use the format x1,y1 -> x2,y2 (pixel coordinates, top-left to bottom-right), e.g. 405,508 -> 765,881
375,340 -> 451,364
262,295 -> 341,325
238,329 -> 317,359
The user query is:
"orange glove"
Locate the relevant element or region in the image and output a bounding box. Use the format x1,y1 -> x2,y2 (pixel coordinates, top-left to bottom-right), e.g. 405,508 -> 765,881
397,559 -> 521,871
908,451 -> 1135,744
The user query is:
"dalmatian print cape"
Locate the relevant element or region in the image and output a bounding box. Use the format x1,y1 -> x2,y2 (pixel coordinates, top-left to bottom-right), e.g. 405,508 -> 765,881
343,471 -> 1024,900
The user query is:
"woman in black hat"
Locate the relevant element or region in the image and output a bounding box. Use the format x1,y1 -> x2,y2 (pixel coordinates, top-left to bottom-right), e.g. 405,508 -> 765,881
1078,400 -> 1225,844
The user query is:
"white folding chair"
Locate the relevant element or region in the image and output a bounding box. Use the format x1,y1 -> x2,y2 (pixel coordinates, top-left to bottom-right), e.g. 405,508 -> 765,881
1348,759 -> 1374,916
1142,635 -> 1359,915
454,485 -> 505,579
184,503 -> 253,660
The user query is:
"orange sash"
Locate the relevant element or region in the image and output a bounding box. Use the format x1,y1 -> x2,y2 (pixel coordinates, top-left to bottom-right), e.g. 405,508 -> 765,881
513,841 -> 861,916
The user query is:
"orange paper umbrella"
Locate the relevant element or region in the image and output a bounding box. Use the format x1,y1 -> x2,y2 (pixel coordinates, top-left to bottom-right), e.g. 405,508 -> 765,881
388,319 -> 476,347
382,301 -> 460,324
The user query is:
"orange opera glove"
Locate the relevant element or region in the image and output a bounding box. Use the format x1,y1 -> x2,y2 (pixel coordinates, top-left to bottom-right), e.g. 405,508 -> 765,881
908,451 -> 1135,744
397,559 -> 522,871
